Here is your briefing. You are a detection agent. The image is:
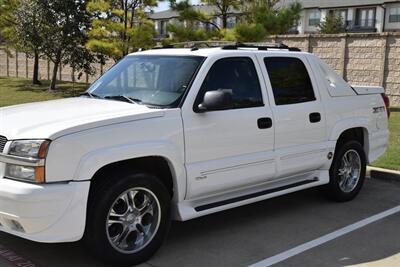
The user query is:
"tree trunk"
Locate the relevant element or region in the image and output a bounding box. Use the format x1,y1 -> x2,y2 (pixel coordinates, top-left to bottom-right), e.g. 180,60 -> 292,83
49,60 -> 60,91
123,0 -> 129,56
222,14 -> 228,29
32,50 -> 41,85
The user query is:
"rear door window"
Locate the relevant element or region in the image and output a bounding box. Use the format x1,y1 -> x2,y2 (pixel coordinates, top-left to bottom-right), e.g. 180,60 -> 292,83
264,57 -> 316,105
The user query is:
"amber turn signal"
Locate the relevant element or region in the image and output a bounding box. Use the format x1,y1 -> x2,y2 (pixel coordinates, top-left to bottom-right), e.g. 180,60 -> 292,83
35,166 -> 46,183
38,141 -> 51,159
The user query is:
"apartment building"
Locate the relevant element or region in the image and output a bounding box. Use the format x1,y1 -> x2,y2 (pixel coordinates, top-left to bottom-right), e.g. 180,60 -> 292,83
297,0 -> 400,34
149,1 -> 400,38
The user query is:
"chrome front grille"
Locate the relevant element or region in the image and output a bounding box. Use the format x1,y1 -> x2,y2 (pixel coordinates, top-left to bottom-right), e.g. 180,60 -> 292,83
0,135 -> 7,152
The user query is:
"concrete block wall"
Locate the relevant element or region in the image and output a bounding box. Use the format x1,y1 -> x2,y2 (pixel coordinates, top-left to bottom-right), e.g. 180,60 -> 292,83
386,35 -> 400,105
345,35 -> 384,86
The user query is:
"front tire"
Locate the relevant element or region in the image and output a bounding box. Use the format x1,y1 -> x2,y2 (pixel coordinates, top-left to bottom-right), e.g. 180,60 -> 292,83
327,140 -> 366,202
84,172 -> 171,266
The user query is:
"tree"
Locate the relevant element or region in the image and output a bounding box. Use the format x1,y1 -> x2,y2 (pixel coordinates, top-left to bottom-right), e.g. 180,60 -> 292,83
87,0 -> 157,62
169,0 -> 219,30
202,0 -> 243,29
0,0 -> 42,85
13,0 -> 44,84
234,23 -> 266,42
166,22 -> 219,42
166,0 -> 244,42
0,0 -> 18,45
169,0 -> 243,30
318,13 -> 346,34
244,0 -> 302,35
36,0 -> 95,91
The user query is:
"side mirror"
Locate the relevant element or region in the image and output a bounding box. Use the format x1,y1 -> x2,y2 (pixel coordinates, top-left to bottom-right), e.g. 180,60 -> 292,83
197,90 -> 233,113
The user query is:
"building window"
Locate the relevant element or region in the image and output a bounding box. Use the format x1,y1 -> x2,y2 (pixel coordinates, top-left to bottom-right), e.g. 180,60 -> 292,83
389,7 -> 400,23
160,20 -> 168,35
226,17 -> 237,29
356,8 -> 375,27
309,10 -> 321,26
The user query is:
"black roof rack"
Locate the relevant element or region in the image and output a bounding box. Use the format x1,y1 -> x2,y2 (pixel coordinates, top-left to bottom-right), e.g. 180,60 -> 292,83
152,41 -> 301,52
222,42 -> 301,52
153,41 -> 235,50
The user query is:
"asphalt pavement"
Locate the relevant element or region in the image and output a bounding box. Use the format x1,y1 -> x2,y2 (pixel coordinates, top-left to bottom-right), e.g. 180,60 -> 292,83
0,176 -> 399,267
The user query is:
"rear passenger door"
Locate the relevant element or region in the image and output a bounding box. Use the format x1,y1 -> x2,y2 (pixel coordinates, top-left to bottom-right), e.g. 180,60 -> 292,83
256,54 -> 328,178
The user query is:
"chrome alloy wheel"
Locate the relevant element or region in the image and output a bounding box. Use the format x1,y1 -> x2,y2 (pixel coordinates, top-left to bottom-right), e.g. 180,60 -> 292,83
106,188 -> 161,254
338,149 -> 362,193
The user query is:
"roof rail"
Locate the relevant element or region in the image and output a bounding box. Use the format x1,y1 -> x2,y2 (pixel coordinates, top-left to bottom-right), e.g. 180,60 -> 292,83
222,42 -> 301,52
152,41 -> 301,52
153,41 -> 235,50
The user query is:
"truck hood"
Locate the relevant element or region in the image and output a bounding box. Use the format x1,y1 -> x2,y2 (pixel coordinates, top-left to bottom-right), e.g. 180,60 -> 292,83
0,97 -> 165,140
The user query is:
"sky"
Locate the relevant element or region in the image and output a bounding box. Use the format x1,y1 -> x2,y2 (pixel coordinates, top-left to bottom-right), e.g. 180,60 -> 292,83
154,0 -> 200,12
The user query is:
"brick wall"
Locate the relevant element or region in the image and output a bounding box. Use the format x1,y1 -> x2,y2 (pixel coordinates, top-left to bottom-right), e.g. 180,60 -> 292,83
1,32 -> 400,106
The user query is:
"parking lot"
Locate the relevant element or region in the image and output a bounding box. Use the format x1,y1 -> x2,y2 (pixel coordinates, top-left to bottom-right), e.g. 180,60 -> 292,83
0,176 -> 399,267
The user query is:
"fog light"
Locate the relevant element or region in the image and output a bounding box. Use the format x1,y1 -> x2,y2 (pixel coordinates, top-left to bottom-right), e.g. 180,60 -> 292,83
4,164 -> 45,183
5,164 -> 35,180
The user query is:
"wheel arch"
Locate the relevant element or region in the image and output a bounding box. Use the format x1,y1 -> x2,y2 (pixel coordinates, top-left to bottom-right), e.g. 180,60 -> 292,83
73,142 -> 186,202
90,156 -> 176,198
333,127 -> 370,163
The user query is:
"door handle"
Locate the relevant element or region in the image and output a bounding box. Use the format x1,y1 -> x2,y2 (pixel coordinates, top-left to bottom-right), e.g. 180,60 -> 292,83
258,117 -> 273,129
309,112 -> 321,123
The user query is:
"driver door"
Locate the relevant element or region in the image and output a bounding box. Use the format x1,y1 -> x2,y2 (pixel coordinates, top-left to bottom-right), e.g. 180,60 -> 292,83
181,55 -> 276,199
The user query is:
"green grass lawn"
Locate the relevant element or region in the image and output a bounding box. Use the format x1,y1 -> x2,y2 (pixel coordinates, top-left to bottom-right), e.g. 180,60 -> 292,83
371,107 -> 400,171
0,77 -> 89,107
0,76 -> 399,170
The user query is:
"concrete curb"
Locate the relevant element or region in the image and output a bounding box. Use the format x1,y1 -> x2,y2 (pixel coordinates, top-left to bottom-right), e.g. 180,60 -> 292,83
367,166 -> 400,182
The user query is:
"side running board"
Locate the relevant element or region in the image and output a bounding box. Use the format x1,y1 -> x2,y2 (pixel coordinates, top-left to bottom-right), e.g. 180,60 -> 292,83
195,179 -> 319,212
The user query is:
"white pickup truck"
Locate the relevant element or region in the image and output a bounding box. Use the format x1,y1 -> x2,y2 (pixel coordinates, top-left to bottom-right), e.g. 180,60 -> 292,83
0,43 -> 390,266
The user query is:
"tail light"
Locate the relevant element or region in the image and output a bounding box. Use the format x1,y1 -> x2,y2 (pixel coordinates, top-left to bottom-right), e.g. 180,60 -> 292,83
381,93 -> 390,118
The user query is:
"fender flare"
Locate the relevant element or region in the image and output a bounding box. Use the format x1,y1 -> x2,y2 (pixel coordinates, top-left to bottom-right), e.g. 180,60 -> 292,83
72,141 -> 186,201
329,116 -> 371,161
329,117 -> 370,141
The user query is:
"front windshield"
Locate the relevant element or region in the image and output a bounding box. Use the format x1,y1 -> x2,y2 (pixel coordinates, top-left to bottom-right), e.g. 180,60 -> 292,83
88,55 -> 205,107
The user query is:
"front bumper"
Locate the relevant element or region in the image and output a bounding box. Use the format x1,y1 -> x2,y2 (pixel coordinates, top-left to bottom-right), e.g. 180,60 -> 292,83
0,177 -> 90,243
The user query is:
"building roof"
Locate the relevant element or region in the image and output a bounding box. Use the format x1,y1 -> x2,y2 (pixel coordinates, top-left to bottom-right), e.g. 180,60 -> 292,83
149,4 -> 243,20
148,9 -> 179,20
288,0 -> 395,9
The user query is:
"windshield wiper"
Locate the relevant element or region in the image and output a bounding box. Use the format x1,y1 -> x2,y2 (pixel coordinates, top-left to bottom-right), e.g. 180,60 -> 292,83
80,92 -> 102,99
104,95 -> 143,105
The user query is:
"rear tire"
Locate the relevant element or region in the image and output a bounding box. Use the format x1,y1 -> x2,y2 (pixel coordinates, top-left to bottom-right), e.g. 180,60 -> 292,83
326,140 -> 366,202
84,172 -> 171,266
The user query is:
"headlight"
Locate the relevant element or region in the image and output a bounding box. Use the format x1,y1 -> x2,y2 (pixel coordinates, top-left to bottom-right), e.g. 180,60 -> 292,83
5,140 -> 50,183
8,140 -> 50,158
